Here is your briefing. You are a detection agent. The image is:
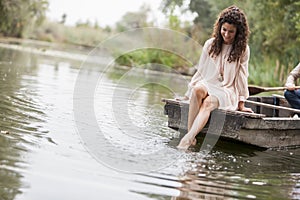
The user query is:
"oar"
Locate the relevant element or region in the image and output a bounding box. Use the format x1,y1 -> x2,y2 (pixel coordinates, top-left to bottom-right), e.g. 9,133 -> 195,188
248,85 -> 300,95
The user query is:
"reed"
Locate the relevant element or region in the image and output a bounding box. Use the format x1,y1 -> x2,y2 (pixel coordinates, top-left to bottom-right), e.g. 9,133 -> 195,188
30,20 -> 109,47
248,57 -> 297,87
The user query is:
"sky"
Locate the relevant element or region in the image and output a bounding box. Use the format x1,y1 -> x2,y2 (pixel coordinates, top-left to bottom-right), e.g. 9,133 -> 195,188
47,0 -> 166,27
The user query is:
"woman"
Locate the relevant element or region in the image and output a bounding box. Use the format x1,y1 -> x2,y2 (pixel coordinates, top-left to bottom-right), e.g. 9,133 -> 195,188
177,6 -> 253,150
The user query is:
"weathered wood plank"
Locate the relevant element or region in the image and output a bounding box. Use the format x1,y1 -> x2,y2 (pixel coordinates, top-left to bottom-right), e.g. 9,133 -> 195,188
235,129 -> 300,148
225,110 -> 266,118
242,117 -> 300,130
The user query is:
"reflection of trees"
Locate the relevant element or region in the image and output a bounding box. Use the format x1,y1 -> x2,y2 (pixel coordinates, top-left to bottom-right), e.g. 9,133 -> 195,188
173,172 -> 233,199
171,143 -> 300,200
106,66 -> 189,104
178,171 -> 300,200
133,139 -> 300,200
0,136 -> 23,199
0,47 -> 44,199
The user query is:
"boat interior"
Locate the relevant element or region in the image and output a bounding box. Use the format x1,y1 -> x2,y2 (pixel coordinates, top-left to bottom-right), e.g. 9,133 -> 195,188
246,95 -> 298,118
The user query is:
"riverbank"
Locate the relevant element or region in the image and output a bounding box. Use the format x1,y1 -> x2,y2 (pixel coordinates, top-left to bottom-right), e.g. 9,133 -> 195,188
0,36 -> 296,86
0,37 -> 197,76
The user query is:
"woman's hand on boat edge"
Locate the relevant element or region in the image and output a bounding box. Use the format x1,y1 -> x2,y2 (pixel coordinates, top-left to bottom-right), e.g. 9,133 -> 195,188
239,107 -> 254,113
175,96 -> 189,101
238,101 -> 254,113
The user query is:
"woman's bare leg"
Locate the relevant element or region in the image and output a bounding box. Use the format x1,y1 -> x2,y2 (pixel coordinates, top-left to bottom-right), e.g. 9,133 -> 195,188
177,95 -> 219,150
187,85 -> 208,131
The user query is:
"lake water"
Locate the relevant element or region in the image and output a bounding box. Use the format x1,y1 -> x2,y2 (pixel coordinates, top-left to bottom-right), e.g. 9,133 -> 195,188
0,40 -> 300,200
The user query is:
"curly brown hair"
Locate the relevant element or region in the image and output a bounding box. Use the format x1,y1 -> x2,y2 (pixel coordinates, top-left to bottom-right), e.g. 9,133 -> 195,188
209,5 -> 250,63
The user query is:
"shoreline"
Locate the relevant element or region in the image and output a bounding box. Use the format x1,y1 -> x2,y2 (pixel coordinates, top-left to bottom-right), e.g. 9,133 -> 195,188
0,36 -> 196,76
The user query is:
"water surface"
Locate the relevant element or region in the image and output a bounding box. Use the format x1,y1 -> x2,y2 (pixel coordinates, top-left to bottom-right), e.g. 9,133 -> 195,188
0,41 -> 299,200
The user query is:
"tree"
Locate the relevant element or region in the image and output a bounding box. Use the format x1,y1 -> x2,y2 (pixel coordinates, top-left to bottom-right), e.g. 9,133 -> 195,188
161,0 -> 300,66
249,0 -> 300,65
60,13 -> 67,24
162,0 -> 214,38
116,4 -> 151,32
0,0 -> 48,37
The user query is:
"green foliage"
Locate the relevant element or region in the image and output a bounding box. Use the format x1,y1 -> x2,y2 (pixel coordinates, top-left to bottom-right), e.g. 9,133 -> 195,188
0,0 -> 48,37
248,58 -> 285,86
247,0 -> 300,86
161,0 -> 182,30
161,0 -> 300,86
113,20 -> 201,74
168,10 -> 181,30
115,48 -> 192,70
249,0 -> 300,64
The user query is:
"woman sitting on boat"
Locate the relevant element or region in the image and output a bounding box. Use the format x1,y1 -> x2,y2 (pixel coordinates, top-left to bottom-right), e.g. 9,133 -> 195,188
177,6 -> 253,150
284,62 -> 300,113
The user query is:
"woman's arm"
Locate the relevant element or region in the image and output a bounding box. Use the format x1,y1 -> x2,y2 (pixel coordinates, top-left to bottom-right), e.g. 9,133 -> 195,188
236,46 -> 253,113
285,62 -> 300,90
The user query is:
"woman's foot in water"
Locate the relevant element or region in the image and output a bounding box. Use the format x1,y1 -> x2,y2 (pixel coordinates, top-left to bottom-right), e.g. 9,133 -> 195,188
177,135 -> 197,150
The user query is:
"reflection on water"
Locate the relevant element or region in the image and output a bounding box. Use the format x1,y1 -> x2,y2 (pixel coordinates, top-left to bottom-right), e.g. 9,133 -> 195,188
0,48 -> 48,200
0,42 -> 299,200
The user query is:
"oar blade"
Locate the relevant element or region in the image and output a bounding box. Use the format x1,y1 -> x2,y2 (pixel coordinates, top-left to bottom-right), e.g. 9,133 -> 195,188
248,85 -> 265,95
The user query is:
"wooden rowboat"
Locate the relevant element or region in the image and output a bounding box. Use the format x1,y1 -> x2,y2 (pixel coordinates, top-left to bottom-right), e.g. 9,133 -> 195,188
163,96 -> 300,149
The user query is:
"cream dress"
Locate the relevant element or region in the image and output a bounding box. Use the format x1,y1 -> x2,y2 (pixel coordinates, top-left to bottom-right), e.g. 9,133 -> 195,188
185,38 -> 250,110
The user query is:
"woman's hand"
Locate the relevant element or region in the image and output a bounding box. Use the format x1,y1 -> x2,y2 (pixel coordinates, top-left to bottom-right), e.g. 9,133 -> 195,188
286,84 -> 296,91
175,96 -> 189,101
239,106 -> 253,113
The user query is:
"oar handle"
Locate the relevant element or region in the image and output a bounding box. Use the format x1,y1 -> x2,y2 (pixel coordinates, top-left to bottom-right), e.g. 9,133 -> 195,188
265,85 -> 300,91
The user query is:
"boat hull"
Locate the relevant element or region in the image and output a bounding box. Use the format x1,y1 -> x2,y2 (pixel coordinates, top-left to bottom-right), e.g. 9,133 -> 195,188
163,96 -> 300,148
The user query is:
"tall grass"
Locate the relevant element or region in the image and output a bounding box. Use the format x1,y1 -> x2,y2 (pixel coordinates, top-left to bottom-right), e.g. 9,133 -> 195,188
113,29 -> 202,75
249,56 -> 298,87
29,20 -> 110,47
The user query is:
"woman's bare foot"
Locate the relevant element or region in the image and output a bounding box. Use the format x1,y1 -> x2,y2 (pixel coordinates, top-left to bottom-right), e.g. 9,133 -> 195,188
177,135 -> 196,150
191,138 -> 197,146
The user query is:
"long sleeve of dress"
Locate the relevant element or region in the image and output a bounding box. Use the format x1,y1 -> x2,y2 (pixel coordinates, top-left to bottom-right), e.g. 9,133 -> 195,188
285,62 -> 300,87
235,45 -> 250,102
